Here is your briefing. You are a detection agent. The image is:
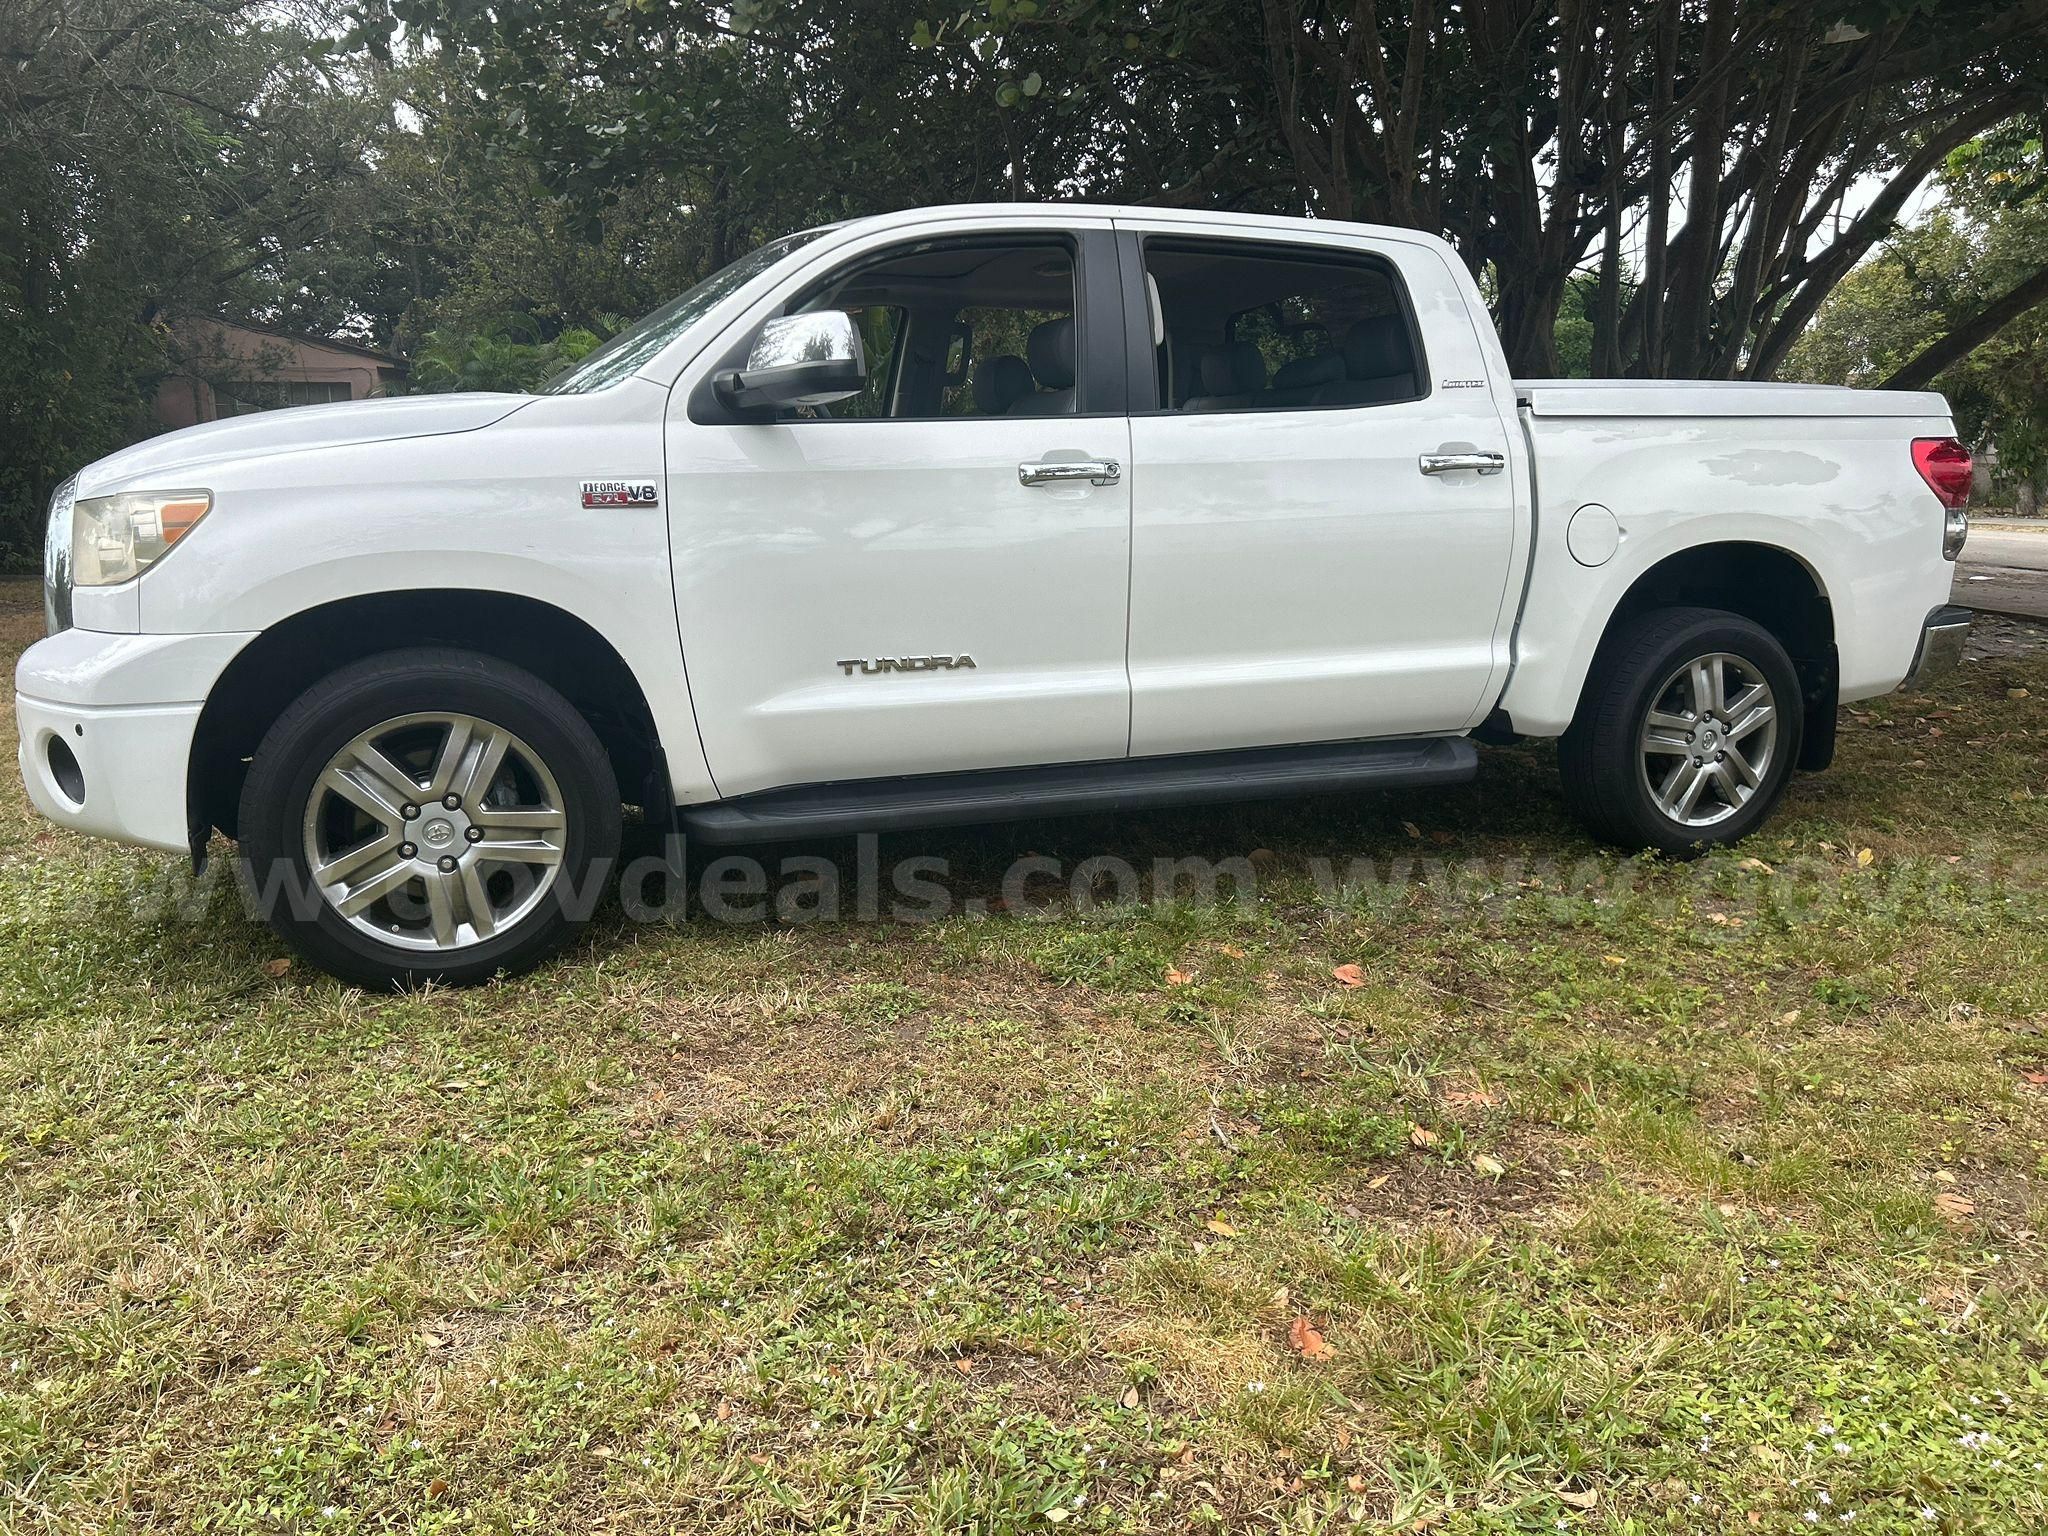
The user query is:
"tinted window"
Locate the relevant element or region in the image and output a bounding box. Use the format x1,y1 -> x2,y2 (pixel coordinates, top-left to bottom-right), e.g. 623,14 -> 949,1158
780,238 -> 1078,420
1142,239 -> 1424,413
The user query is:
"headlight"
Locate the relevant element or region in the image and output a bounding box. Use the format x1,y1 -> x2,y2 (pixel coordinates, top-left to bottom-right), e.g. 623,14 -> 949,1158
69,488 -> 213,588
43,476 -> 77,633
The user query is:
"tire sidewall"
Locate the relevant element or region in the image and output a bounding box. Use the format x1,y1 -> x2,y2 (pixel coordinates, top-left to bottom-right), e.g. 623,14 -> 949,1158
1608,613 -> 1804,853
240,655 -> 620,988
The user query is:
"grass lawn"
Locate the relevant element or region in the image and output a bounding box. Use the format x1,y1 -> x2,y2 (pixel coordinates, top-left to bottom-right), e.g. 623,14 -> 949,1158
4,579 -> 2046,1534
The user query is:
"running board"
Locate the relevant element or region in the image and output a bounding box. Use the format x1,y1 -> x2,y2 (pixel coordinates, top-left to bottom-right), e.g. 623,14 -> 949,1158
679,736 -> 1477,845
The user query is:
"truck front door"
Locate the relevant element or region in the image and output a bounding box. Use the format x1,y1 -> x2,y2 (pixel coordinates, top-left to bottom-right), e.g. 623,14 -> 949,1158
663,220 -> 1134,799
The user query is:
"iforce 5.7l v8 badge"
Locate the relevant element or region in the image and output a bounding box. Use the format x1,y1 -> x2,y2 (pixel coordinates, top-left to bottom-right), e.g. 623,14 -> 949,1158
580,479 -> 660,509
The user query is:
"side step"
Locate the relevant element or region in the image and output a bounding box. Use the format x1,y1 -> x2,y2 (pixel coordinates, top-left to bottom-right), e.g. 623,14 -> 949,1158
679,736 -> 1477,845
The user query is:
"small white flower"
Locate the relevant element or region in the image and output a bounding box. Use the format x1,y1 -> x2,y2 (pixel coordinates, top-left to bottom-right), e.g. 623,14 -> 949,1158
1803,1513 -> 1819,1526
1919,1509 -> 1937,1523
1832,1441 -> 1851,1454
1819,1492 -> 1832,1505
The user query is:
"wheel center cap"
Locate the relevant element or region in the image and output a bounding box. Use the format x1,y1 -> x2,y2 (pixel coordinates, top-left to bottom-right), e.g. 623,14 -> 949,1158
422,818 -> 456,848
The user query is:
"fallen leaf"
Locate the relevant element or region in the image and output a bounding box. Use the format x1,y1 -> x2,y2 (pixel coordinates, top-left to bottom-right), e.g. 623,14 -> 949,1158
1332,963 -> 1366,987
1443,1086 -> 1500,1107
716,1400 -> 734,1422
1934,1191 -> 1976,1222
954,1358 -> 974,1375
426,1477 -> 447,1497
1471,1152 -> 1506,1177
1717,1202 -> 1738,1217
418,1331 -> 446,1350
261,957 -> 292,978
2020,1070 -> 2048,1087
1933,1168 -> 1957,1184
2009,688 -> 2030,700
1366,1173 -> 1393,1190
1165,967 -> 1193,986
1401,820 -> 1422,839
1044,1508 -> 1071,1524
1119,1384 -> 1141,1409
1218,944 -> 1245,959
1737,857 -> 1774,874
1856,847 -> 1875,867
1204,1216 -> 1239,1238
1408,1123 -> 1439,1148
1287,1316 -> 1335,1362
1601,954 -> 1626,966
1556,1486 -> 1598,1510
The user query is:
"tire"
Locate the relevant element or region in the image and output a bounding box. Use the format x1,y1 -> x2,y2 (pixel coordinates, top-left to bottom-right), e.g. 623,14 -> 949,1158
237,649 -> 621,989
1558,606 -> 1804,854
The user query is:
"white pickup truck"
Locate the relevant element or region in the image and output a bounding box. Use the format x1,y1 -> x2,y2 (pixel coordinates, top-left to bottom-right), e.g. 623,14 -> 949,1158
19,204 -> 1974,987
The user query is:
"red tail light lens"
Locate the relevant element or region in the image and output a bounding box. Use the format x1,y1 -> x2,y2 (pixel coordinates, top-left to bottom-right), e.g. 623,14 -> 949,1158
1912,437 -> 1972,509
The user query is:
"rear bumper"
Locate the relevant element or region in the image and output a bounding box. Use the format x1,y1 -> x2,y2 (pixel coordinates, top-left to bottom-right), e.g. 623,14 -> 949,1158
1900,604 -> 1972,692
15,627 -> 254,854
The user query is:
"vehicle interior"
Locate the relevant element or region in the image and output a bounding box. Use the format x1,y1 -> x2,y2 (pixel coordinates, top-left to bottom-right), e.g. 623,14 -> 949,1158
794,238 -> 1078,419
1141,239 -> 1423,412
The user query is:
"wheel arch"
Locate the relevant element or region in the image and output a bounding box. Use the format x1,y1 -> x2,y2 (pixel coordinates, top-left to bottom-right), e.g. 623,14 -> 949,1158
189,589 -> 668,844
1578,540 -> 1839,770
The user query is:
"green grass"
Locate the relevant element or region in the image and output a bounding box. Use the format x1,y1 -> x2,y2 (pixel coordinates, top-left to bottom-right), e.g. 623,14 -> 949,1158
4,585 -> 2047,1532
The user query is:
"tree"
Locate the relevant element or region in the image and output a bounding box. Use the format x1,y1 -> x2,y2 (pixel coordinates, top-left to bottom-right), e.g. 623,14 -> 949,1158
1786,125 -> 2048,494
921,0 -> 2048,377
0,0 -> 399,561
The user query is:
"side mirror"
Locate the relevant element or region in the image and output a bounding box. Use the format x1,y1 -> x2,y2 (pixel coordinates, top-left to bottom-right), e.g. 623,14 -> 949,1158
715,312 -> 867,412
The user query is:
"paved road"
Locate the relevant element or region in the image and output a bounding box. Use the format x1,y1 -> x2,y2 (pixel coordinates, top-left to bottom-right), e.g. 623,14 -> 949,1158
1955,518 -> 2048,620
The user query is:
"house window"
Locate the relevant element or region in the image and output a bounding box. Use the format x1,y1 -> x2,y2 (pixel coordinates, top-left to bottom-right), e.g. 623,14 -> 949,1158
215,379 -> 354,416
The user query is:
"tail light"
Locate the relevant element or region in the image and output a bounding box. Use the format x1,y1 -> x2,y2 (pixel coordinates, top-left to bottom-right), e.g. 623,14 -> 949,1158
1912,437 -> 1972,508
1912,438 -> 1971,560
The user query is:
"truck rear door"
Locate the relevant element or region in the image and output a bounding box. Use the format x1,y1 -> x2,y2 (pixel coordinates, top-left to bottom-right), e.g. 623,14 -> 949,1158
1114,219 -> 1522,756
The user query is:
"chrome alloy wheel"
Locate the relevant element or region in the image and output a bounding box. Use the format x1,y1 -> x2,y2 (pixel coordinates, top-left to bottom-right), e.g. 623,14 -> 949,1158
301,712 -> 567,952
1637,652 -> 1779,829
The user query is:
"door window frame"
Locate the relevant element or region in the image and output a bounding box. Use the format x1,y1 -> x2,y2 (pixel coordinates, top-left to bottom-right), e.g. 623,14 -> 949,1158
685,226 -> 1129,426
1114,229 -> 1432,417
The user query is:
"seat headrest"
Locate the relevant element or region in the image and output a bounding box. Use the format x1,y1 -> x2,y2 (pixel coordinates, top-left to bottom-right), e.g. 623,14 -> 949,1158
1272,352 -> 1345,391
973,354 -> 1034,413
1026,316 -> 1076,391
1198,340 -> 1266,397
1341,316 -> 1413,381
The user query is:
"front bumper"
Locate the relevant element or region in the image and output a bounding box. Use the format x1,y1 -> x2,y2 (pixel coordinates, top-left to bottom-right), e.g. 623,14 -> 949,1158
15,627 -> 254,854
1900,604 -> 1973,692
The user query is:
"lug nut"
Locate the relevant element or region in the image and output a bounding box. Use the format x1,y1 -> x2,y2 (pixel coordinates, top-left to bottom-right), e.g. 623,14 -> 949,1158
441,793 -> 461,810
464,826 -> 484,843
399,842 -> 417,859
438,854 -> 459,873
401,803 -> 420,820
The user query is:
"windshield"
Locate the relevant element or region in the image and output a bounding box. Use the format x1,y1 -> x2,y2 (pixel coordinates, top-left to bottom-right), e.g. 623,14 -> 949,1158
540,227 -> 834,395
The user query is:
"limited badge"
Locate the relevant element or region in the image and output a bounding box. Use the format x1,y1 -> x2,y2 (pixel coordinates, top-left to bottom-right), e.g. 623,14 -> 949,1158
580,479 -> 660,509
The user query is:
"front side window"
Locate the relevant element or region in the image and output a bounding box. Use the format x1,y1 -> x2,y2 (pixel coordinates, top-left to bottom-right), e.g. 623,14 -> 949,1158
779,237 -> 1078,421
1142,239 -> 1425,413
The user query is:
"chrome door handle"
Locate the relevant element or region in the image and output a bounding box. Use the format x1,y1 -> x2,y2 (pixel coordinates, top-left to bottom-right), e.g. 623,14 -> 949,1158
1419,452 -> 1506,476
1019,458 -> 1120,487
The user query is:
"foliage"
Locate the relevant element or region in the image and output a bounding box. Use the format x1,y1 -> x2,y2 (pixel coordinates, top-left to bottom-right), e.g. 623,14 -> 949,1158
1786,125 -> 2048,479
0,0 -> 401,563
408,321 -> 607,395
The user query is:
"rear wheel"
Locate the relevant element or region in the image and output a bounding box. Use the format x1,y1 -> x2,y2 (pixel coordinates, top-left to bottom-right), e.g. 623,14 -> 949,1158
1559,607 -> 1802,853
238,649 -> 620,988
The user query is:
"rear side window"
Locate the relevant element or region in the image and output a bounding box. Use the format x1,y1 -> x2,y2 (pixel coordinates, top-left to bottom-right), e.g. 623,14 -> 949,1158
1141,239 -> 1427,414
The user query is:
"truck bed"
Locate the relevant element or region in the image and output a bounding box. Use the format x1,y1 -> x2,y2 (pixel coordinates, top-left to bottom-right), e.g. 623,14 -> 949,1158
1517,379 -> 1949,419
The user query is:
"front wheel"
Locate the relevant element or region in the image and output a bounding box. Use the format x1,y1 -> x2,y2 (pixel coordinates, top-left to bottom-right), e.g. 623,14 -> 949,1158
237,649 -> 621,988
1559,606 -> 1804,854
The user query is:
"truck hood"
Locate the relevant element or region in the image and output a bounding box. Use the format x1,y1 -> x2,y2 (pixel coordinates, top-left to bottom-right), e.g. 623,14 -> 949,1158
74,392 -> 534,496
